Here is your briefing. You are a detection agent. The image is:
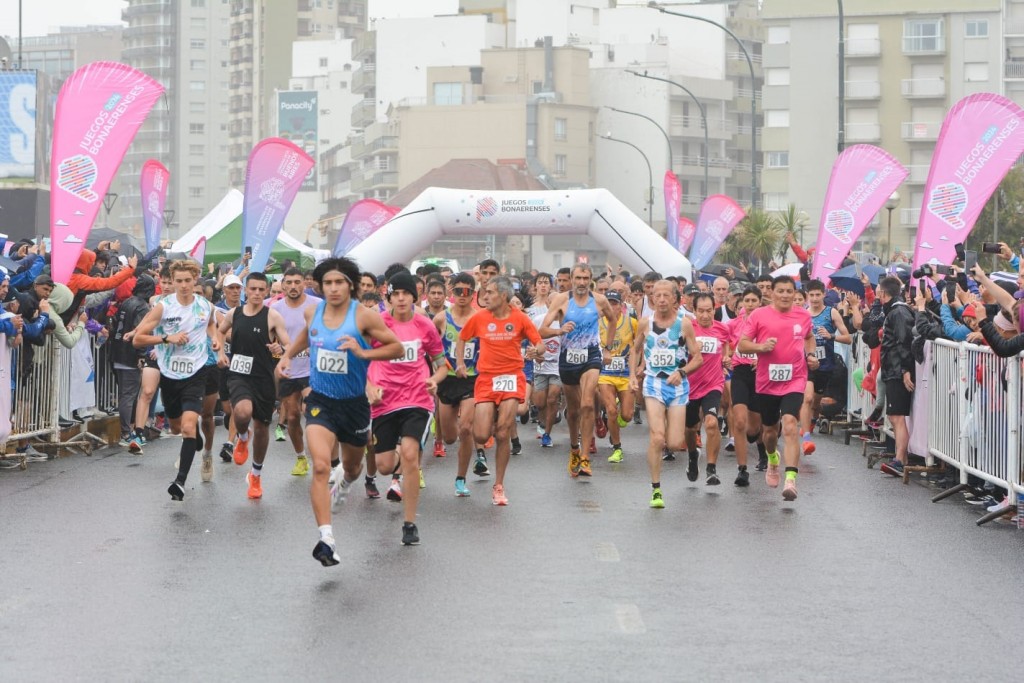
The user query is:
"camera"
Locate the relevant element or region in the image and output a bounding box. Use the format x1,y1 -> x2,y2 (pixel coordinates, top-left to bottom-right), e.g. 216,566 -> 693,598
913,264 -> 951,279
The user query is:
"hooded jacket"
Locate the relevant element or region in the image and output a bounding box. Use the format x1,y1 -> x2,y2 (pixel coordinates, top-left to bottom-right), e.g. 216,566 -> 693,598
48,283 -> 86,350
863,298 -> 916,382
110,275 -> 156,368
67,249 -> 135,296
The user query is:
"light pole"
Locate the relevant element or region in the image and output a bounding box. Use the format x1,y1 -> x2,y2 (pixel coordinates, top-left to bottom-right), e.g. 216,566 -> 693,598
838,0 -> 845,153
600,133 -> 653,227
884,191 -> 900,264
626,70 -> 708,204
648,3 -> 758,208
603,105 -> 673,173
103,192 -> 119,228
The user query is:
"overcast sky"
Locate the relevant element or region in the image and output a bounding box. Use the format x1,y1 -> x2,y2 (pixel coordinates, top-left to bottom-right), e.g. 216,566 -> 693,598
0,0 -> 125,41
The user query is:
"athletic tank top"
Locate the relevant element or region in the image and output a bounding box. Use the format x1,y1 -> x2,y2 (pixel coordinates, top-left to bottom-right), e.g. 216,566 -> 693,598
155,295 -> 212,380
599,314 -> 635,378
228,306 -> 275,381
272,296 -> 321,378
442,311 -> 478,377
309,300 -> 371,399
644,316 -> 687,377
561,294 -> 600,363
811,306 -> 837,370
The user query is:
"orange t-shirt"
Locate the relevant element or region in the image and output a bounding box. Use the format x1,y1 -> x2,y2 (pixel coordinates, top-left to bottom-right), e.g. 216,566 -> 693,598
459,308 -> 541,375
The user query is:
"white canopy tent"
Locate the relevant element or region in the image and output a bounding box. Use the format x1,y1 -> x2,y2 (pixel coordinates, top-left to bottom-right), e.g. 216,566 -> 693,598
347,187 -> 692,280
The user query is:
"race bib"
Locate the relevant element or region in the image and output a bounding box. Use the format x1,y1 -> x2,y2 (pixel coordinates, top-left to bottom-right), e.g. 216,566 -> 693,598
463,341 -> 476,360
295,350 -> 310,358
814,346 -> 826,360
229,354 -> 253,375
737,352 -> 757,361
565,348 -> 589,365
697,337 -> 719,355
316,349 -> 349,374
769,363 -> 793,382
492,374 -> 518,392
649,348 -> 676,368
391,340 -> 420,364
608,356 -> 626,372
223,342 -> 231,355
168,357 -> 196,377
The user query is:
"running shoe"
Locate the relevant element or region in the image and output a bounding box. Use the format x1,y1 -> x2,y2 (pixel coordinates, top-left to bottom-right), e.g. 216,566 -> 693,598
291,455 -> 310,476
718,415 -> 728,436
695,433 -> 703,449
433,440 -> 446,458
328,464 -> 339,487
633,411 -> 643,426
519,411 -> 529,425
473,452 -> 490,476
387,478 -> 403,502
595,416 -> 608,439
246,472 -> 263,500
617,415 -> 628,429
200,454 -> 214,483
233,437 -> 250,466
330,472 -> 351,507
649,488 -> 665,509
128,434 -> 144,455
419,470 -> 425,489
167,481 -> 184,501
735,468 -> 750,487
986,497 -> 1008,513
455,478 -> 470,497
485,436 -> 495,449
782,478 -> 798,501
541,433 -> 553,448
662,448 -> 676,462
880,460 -> 904,477
802,439 -> 816,456
725,438 -> 735,453
568,447 -> 582,477
274,424 -> 286,442
756,452 -> 768,472
686,453 -> 699,482
706,469 -> 720,486
578,458 -> 592,477
511,438 -> 522,456
589,440 -> 597,455
313,539 -> 340,567
119,433 -> 132,448
364,476 -> 380,499
219,442 -> 233,463
607,447 -> 623,464
536,425 -> 545,438
402,522 -> 420,546
765,462 -> 781,488
492,484 -> 508,506
530,405 -> 539,423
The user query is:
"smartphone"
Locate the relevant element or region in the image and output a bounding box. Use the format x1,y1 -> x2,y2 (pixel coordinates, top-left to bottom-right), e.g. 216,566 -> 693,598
982,242 -> 1002,255
244,246 -> 253,260
919,280 -> 927,297
965,249 -> 977,272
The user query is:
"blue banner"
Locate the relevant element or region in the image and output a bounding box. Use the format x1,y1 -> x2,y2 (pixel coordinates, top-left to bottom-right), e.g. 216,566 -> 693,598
0,72 -> 37,180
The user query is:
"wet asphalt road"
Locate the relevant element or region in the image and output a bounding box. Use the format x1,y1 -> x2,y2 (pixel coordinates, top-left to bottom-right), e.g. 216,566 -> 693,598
1,416 -> 1022,682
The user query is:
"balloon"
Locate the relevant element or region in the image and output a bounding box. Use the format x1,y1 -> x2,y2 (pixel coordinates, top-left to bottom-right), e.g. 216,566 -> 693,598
852,367 -> 865,391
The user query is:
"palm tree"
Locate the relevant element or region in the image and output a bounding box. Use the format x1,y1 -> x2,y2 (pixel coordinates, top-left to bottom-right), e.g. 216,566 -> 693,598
775,203 -> 809,260
737,208 -> 784,272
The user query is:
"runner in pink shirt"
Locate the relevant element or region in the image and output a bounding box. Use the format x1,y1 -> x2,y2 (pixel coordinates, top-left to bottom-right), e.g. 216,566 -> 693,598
737,276 -> 819,502
366,272 -> 448,545
727,286 -> 768,474
685,293 -> 740,487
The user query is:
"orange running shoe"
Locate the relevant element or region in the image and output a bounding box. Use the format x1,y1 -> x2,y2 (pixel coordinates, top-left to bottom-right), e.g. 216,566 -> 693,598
485,436 -> 495,449
433,440 -> 446,458
579,458 -> 593,477
246,471 -> 263,499
233,436 -> 250,466
492,484 -> 508,506
802,439 -> 816,455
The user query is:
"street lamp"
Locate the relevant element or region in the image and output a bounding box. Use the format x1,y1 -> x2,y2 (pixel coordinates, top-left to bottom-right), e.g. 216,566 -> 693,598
626,70 -> 709,204
600,133 -> 654,227
884,191 -> 900,264
603,105 -> 673,173
102,192 -> 119,228
838,0 -> 845,153
648,3 -> 758,208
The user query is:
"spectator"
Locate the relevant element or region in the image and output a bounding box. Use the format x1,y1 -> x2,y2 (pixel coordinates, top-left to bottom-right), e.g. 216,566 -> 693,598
46,284 -> 88,350
110,275 -> 156,442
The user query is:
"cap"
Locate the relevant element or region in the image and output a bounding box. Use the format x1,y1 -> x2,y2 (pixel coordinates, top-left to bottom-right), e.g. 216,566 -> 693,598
824,290 -> 841,307
728,282 -> 746,296
386,272 -> 419,300
223,274 -> 243,288
683,284 -> 700,297
606,290 -> 623,303
962,304 -> 976,318
33,274 -> 54,287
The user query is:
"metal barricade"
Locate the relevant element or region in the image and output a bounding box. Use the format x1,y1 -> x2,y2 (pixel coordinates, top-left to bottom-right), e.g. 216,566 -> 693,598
927,339 -> 962,472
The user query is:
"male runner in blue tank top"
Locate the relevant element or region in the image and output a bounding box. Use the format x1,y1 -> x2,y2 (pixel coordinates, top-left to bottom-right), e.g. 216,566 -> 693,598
540,263 -> 614,478
277,257 -> 404,567
801,279 -> 851,453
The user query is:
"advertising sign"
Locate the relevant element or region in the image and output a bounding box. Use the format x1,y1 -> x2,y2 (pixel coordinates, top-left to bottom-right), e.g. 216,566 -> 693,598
277,91 -> 318,191
0,72 -> 37,179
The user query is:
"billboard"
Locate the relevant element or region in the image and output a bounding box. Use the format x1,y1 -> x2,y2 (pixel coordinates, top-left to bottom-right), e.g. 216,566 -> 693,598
0,72 -> 37,180
277,90 -> 318,191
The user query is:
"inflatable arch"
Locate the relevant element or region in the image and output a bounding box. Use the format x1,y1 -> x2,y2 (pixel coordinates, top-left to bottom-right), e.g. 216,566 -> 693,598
346,188 -> 692,280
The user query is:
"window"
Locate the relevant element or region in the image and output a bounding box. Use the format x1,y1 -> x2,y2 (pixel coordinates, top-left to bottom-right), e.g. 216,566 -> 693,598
903,18 -> 944,53
555,154 -> 567,176
763,193 -> 789,211
767,26 -> 790,45
433,82 -> 463,106
189,144 -> 205,155
965,20 -> 988,38
189,80 -> 206,91
190,60 -> 206,71
554,117 -> 567,141
190,38 -> 206,49
189,165 -> 204,177
189,101 -> 205,113
965,63 -> 990,82
191,0 -> 206,6
189,208 -> 205,219
765,110 -> 790,128
319,57 -> 328,68
190,17 -> 207,30
765,68 -> 790,86
188,187 -> 204,198
766,151 -> 789,168
189,123 -> 205,134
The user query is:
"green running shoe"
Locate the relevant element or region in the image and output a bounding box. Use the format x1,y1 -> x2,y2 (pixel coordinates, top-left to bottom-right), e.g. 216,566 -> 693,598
649,488 -> 665,509
607,447 -> 623,464
617,415 -> 628,429
274,424 -> 286,442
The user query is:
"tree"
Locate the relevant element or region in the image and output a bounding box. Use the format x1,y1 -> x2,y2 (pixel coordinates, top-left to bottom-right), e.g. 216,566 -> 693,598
775,203 -> 810,260
969,166 -> 1024,260
737,208 -> 785,270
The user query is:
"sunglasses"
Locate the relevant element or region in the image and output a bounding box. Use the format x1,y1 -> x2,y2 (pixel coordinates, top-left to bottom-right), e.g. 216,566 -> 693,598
452,286 -> 473,296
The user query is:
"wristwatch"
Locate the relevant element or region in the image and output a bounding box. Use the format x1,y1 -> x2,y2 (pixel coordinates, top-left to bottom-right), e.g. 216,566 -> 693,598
162,334 -> 168,344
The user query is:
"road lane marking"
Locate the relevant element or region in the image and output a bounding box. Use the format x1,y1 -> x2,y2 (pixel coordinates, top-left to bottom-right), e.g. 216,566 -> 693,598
594,542 -> 620,562
615,604 -> 646,634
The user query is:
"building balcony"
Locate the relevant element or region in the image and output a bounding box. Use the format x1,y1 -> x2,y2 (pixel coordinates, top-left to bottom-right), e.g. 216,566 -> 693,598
906,164 -> 930,184
901,78 -> 945,98
845,80 -> 880,99
900,208 -> 920,226
902,35 -> 945,56
122,1 -> 171,21
1005,20 -> 1024,36
845,123 -> 880,143
351,64 -> 376,94
1005,61 -> 1024,80
350,98 -> 376,128
353,30 -> 376,61
846,38 -> 881,57
726,51 -> 762,78
901,121 -> 941,141
123,23 -> 173,40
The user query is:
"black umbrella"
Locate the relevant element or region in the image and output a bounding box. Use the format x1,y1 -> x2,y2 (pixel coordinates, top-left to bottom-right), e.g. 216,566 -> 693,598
86,227 -> 143,256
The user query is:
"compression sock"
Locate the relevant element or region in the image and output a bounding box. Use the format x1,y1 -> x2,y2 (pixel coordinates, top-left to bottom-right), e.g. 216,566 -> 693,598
785,467 -> 798,481
767,451 -> 780,466
176,438 -> 198,484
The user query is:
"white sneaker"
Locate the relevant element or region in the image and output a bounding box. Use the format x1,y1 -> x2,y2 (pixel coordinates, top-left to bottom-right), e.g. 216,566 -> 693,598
328,463 -> 341,487
536,424 -> 545,437
330,471 -> 350,509
200,454 -> 214,482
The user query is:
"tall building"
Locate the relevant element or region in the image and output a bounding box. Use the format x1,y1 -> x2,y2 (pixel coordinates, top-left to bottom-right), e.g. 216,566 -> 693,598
117,0 -> 231,238
7,25 -> 123,84
762,0 -> 1003,257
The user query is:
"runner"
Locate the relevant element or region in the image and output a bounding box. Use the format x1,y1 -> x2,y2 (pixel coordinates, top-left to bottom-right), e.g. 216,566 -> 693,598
434,273 -> 482,496
132,260 -> 218,500
217,272 -> 291,500
366,271 -> 447,543
597,289 -> 636,463
629,280 -> 702,508
686,293 -> 742,486
540,264 -> 614,478
472,259 -> 500,310
729,286 -> 769,473
737,276 -> 818,501
271,267 -> 323,476
276,257 -> 403,566
527,273 -> 562,448
802,279 -> 851,454
215,274 -> 244,461
455,276 -> 544,506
